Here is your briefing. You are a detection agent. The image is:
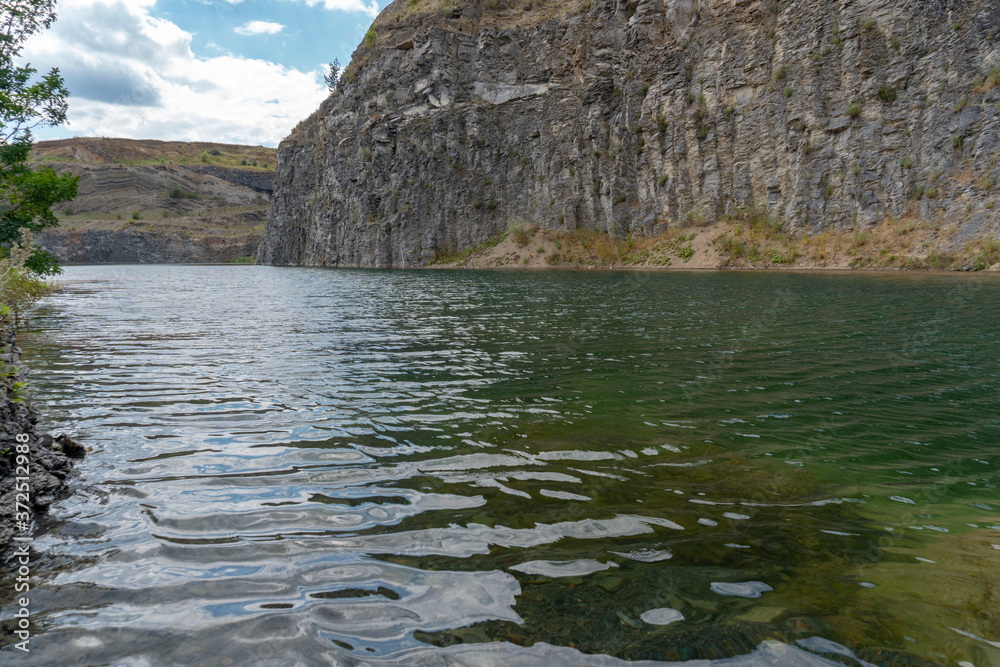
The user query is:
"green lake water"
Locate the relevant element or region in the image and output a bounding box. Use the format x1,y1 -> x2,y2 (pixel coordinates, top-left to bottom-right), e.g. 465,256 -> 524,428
2,265 -> 999,665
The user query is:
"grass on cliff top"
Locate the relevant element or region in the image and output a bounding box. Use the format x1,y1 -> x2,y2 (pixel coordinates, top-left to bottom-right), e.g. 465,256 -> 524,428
30,138 -> 276,171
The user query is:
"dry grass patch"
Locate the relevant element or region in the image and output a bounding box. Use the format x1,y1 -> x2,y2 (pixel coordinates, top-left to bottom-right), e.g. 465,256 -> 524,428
711,205 -> 800,267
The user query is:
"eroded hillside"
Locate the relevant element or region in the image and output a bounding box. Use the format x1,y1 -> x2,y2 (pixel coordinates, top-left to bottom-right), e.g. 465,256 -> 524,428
31,138 -> 276,264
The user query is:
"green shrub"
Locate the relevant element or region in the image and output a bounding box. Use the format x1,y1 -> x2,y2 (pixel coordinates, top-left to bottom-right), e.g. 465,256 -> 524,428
846,102 -> 862,118
952,134 -> 964,149
364,28 -> 377,47
901,156 -> 911,169
511,225 -> 531,246
877,86 -> 896,103
132,210 -> 142,220
982,63 -> 1000,91
784,86 -> 794,97
973,239 -> 1000,270
0,232 -> 54,326
861,17 -> 876,32
774,65 -> 788,81
686,209 -> 706,225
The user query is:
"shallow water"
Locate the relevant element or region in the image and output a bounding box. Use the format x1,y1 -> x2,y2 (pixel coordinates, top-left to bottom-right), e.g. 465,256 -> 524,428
3,265 -> 999,665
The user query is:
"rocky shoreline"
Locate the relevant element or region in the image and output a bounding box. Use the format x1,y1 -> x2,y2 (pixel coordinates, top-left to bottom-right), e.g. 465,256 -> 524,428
0,324 -> 83,557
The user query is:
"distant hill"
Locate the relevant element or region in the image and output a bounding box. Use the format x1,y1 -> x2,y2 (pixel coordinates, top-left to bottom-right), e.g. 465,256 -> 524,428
29,138 -> 276,264
32,137 -> 276,170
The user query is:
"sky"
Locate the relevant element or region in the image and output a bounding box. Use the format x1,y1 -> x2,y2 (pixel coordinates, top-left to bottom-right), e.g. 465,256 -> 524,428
19,0 -> 382,147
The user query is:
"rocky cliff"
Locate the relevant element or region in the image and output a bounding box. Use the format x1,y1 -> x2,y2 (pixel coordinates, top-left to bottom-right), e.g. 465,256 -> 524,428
36,228 -> 262,264
258,0 -> 1000,268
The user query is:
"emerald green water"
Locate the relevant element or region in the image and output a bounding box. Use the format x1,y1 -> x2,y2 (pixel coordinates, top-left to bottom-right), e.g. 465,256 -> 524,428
3,266 -> 999,665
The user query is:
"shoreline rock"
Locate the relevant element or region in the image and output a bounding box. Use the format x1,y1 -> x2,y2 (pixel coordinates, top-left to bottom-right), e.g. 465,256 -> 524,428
0,323 -> 83,557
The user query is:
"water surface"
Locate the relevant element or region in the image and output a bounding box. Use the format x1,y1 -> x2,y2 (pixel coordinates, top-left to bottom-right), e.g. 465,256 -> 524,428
3,265 -> 1000,665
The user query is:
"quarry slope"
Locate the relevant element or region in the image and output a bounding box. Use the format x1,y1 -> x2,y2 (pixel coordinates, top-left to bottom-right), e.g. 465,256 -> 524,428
32,138 -> 275,264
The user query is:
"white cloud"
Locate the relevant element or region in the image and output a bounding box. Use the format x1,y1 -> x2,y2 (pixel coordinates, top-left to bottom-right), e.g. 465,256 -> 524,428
234,21 -> 284,36
299,0 -> 380,19
19,0 -> 327,146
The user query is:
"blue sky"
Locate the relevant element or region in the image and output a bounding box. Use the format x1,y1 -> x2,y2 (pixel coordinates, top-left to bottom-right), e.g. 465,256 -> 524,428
20,0 -> 382,146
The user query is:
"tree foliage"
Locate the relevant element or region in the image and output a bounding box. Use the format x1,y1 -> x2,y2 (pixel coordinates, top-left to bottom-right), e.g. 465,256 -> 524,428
0,0 -> 78,275
324,58 -> 341,93
0,229 -> 51,324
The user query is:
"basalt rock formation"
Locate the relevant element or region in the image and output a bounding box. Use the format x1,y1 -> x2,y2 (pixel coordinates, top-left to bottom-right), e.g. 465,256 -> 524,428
258,0 -> 1000,267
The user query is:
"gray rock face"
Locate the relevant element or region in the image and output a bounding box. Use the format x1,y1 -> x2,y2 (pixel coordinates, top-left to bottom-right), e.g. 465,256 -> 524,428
258,0 -> 1000,267
37,229 -> 262,264
179,165 -> 276,194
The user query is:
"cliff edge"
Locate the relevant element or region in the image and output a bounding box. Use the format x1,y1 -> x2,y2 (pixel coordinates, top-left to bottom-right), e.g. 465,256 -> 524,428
258,0 -> 1000,268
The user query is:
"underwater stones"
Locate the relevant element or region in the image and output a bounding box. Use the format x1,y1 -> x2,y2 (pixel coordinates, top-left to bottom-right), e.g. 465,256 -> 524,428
710,581 -> 774,598
640,608 -> 685,625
